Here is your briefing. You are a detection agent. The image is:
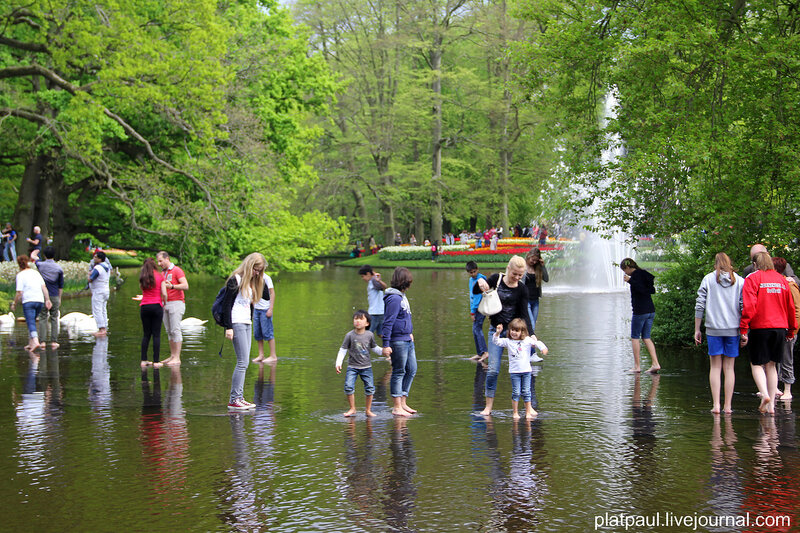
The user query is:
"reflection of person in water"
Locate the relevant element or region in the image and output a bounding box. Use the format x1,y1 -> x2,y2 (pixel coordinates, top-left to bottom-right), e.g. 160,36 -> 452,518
341,418 -> 381,529
89,336 -> 111,411
706,416 -> 743,521
630,373 -> 659,462
382,417 -> 417,530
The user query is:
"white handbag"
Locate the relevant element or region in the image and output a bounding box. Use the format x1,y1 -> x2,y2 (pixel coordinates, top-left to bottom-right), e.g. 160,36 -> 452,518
478,274 -> 503,316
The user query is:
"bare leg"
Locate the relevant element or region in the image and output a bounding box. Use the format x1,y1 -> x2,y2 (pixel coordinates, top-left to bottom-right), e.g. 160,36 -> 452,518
400,397 -> 416,414
265,338 -> 277,363
765,362 -> 778,414
512,399 -> 520,419
365,395 -> 376,417
480,396 -> 494,416
722,356 -> 735,413
524,401 -> 538,419
709,355 -> 722,413
392,396 -> 412,416
629,339 -> 641,372
162,340 -> 182,365
782,383 -> 793,401
253,339 -> 266,363
643,338 -> 661,372
343,394 -> 357,417
751,363 -> 771,413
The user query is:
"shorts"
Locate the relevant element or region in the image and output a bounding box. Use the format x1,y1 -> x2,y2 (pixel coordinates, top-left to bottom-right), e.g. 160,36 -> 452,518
163,300 -> 185,342
369,314 -> 384,337
631,312 -> 655,339
748,329 -> 785,366
253,308 -> 274,341
707,335 -> 739,358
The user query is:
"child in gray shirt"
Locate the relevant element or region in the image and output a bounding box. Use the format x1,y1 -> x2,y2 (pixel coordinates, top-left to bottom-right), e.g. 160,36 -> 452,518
335,310 -> 384,417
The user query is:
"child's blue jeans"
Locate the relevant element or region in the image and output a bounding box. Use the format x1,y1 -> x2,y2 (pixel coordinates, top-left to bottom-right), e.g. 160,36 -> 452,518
344,367 -> 375,395
510,372 -> 537,404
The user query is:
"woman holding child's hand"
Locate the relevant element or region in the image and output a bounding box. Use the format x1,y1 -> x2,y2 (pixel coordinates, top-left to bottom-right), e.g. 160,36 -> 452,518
382,267 -> 417,417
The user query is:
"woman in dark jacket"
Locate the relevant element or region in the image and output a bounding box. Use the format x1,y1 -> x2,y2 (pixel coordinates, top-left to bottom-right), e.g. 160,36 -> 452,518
473,255 -> 533,414
524,248 -> 549,333
382,267 -> 417,416
621,257 -> 661,373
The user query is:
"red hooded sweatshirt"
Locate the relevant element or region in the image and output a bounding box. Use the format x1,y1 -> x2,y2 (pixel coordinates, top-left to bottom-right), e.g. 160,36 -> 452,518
740,270 -> 798,334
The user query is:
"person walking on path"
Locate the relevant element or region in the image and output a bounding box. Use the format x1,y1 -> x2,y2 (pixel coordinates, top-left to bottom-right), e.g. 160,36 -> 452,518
10,255 -> 52,351
31,247 -> 64,349
472,256 -> 534,415
694,252 -> 745,413
466,261 -> 489,362
157,251 -> 189,366
2,223 -> 17,262
524,248 -> 549,334
772,257 -> 800,401
26,226 -> 43,255
252,266 -> 277,363
138,258 -> 167,368
739,252 -> 797,414
359,265 -> 387,341
382,267 -> 417,417
88,250 -> 111,336
219,253 -> 266,410
621,257 -> 661,374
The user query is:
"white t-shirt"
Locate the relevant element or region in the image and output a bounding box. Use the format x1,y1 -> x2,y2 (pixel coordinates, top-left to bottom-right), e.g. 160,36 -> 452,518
254,274 -> 274,311
16,269 -> 46,304
231,274 -> 253,324
492,336 -> 546,373
89,262 -> 111,292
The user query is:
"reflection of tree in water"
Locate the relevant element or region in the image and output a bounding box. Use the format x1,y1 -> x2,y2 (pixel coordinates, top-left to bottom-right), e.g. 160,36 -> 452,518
484,418 -> 549,531
706,415 -> 743,529
741,415 -> 800,530
381,417 -> 417,531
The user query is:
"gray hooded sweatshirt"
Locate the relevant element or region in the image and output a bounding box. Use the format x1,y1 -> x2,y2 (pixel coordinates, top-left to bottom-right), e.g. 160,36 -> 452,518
695,270 -> 745,337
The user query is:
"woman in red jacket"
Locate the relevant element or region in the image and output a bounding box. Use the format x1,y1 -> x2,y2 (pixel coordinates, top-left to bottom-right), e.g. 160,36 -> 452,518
740,252 -> 798,414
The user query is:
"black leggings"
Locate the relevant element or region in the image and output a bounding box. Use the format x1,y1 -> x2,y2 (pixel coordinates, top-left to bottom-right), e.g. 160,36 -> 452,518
140,304 -> 164,362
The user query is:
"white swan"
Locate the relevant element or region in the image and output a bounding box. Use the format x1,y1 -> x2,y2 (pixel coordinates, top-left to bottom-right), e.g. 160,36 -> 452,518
0,312 -> 15,326
180,317 -> 208,327
60,312 -> 92,326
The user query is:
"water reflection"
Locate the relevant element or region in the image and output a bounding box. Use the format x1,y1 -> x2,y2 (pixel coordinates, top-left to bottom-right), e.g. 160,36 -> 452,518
220,413 -> 262,530
706,415 -> 743,525
627,373 -> 660,488
341,418 -> 381,529
89,337 -> 112,430
382,417 -> 417,530
15,353 -> 49,477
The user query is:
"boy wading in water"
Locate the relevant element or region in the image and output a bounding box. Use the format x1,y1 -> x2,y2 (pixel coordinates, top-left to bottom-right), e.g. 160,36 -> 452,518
336,310 -> 384,417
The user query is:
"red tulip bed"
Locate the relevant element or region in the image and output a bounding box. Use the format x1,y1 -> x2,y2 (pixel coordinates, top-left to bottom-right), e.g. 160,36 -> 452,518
437,244 -> 564,263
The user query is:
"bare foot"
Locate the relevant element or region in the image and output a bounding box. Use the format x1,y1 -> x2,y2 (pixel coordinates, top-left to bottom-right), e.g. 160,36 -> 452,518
252,356 -> 266,363
265,355 -> 277,363
153,362 -> 164,368
512,412 -> 521,420
526,409 -> 538,419
723,408 -> 733,414
479,408 -> 492,416
401,403 -> 417,414
646,366 -> 660,374
774,390 -> 784,398
38,342 -> 46,348
164,359 -> 181,366
781,394 -> 793,401
365,410 -> 377,417
140,361 -> 152,367
628,368 -> 641,373
392,408 -> 412,417
477,352 -> 489,363
759,396 -> 771,413
711,406 -> 721,414
49,342 -> 60,349
343,409 -> 357,417
469,354 -> 480,361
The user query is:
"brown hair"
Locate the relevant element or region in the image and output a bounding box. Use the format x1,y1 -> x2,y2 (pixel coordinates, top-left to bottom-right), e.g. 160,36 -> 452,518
713,252 -> 736,284
753,251 -> 774,271
620,257 -> 638,270
16,255 -> 29,270
525,248 -> 544,288
508,318 -> 529,338
391,267 -> 413,291
773,256 -> 788,274
140,258 -> 157,290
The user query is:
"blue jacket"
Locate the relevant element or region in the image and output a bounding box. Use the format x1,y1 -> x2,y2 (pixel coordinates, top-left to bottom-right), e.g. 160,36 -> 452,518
382,288 -> 413,341
468,273 -> 487,313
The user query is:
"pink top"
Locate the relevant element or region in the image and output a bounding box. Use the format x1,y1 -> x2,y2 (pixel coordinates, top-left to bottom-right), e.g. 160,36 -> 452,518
140,271 -> 165,306
163,265 -> 186,302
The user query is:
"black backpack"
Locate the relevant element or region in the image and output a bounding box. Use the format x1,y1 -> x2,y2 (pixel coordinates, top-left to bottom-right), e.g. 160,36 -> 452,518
211,277 -> 239,327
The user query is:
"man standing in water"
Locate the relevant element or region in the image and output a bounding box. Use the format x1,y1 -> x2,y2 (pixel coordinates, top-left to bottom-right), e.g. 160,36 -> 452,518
157,251 -> 189,365
32,246 -> 64,348
359,265 -> 387,341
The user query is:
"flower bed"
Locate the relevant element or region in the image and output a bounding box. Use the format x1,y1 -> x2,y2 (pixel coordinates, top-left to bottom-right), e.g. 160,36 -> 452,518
378,245 -> 469,261
0,260 -> 123,294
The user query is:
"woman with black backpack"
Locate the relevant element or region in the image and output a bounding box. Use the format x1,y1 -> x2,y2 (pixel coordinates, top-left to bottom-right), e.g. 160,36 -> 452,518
218,252 -> 267,411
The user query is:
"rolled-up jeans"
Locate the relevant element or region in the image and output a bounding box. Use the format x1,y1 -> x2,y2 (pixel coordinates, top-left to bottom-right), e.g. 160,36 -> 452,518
229,323 -> 252,402
779,336 -> 796,385
472,310 -> 487,356
22,301 -> 43,338
389,340 -> 417,398
91,291 -> 109,329
485,325 -> 506,398
38,294 -> 60,342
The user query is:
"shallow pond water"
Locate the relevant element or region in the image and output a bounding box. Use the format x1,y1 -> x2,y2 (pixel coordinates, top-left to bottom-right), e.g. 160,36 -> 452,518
1,266 -> 798,532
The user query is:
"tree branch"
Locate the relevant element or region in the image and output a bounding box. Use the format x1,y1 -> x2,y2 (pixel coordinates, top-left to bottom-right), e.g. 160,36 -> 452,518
0,35 -> 48,53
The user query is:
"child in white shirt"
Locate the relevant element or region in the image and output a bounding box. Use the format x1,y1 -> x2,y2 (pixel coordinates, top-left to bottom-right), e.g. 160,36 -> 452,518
492,318 -> 548,419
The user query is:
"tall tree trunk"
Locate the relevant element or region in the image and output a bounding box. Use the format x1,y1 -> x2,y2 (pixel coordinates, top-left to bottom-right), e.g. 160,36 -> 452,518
13,153 -> 51,256
498,0 -> 511,232
430,44 -> 444,246
351,186 -> 369,239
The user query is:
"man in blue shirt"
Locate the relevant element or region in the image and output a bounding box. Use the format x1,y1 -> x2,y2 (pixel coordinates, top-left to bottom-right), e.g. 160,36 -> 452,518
358,265 -> 387,341
2,223 -> 17,261
466,261 -> 488,362
32,246 -> 64,348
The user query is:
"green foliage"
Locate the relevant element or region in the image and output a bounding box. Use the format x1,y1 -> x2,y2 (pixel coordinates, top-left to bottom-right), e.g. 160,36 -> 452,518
651,248 -> 707,346
378,248 -> 435,261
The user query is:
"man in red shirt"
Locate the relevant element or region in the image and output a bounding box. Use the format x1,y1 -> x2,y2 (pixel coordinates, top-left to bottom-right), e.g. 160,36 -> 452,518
157,251 -> 189,365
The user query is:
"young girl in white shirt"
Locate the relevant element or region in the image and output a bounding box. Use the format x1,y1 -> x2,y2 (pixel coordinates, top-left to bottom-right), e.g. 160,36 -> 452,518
491,318 -> 548,419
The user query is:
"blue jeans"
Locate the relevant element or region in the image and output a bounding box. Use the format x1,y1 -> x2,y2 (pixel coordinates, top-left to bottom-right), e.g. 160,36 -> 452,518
229,323 -> 251,402
344,367 -> 375,395
22,302 -> 43,338
472,310 -> 488,356
485,326 -> 505,398
253,309 -> 274,341
527,299 -> 540,334
510,372 -> 532,402
389,340 -> 417,398
4,242 -> 16,262
631,312 -> 655,339
369,314 -> 384,338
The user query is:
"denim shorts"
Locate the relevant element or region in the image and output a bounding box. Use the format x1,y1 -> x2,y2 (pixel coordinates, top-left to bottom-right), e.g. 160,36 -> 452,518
253,308 -> 274,341
344,366 -> 375,395
369,314 -> 384,337
707,335 -> 739,358
631,312 -> 655,339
